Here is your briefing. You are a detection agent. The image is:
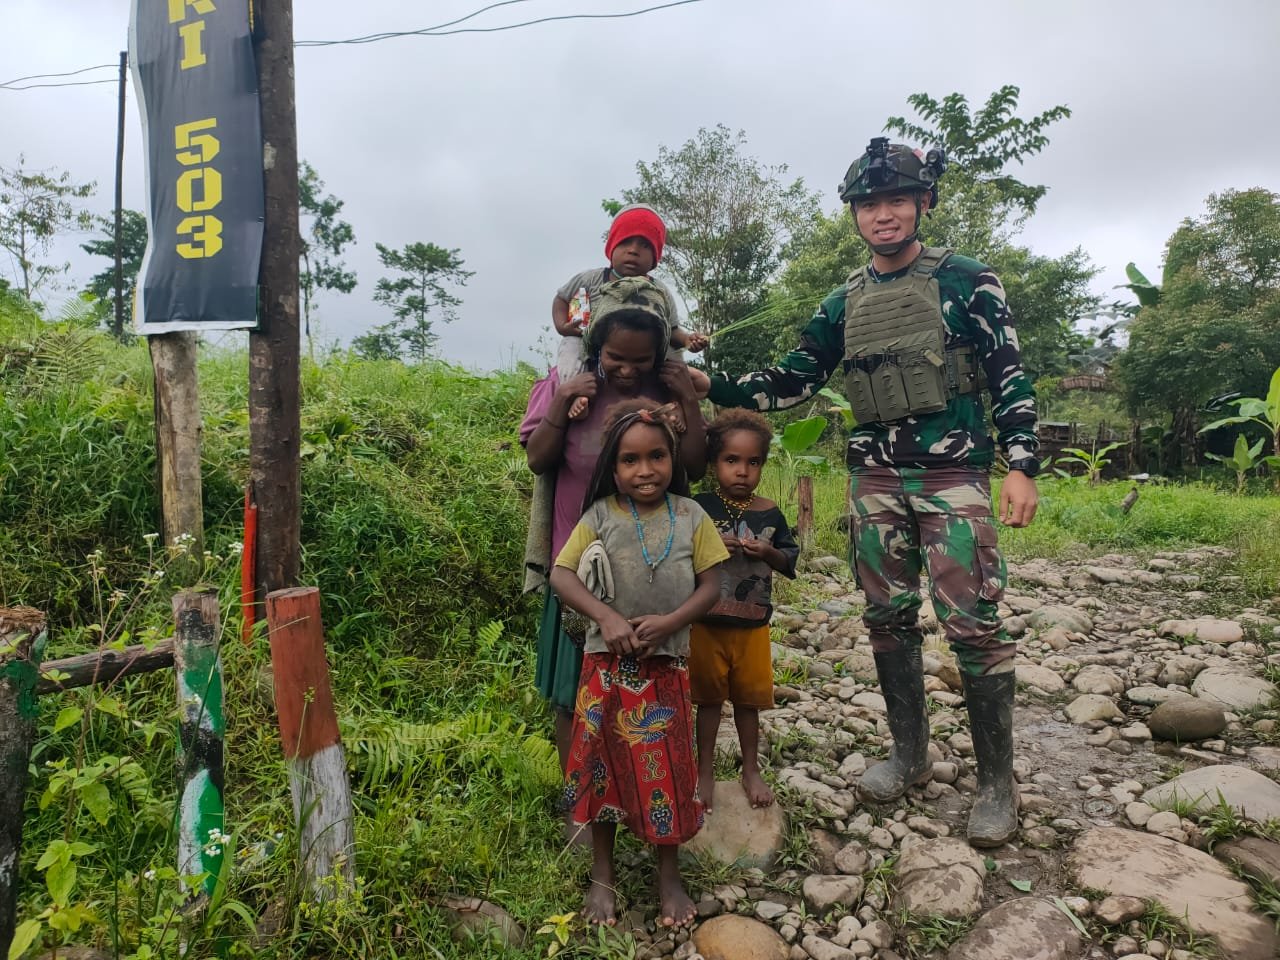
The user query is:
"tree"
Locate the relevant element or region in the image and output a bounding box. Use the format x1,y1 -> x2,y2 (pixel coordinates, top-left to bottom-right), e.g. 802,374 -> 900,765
299,161 -> 357,335
371,241 -> 473,362
609,125 -> 820,373
767,87 -> 1097,380
0,157 -> 95,303
80,209 -> 147,334
1113,188 -> 1280,470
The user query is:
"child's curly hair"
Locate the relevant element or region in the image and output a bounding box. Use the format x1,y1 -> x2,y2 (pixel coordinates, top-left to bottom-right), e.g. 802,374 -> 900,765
706,408 -> 774,461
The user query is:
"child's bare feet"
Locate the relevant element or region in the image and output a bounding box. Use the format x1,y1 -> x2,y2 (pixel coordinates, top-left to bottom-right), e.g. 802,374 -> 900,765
568,396 -> 589,420
657,874 -> 695,928
697,777 -> 716,815
741,767 -> 774,808
582,877 -> 617,926
656,846 -> 695,928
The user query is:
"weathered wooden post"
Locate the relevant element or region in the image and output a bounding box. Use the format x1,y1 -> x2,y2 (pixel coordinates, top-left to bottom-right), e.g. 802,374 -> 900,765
0,607 -> 46,955
266,587 -> 353,896
796,475 -> 814,544
173,591 -> 224,896
151,332 -> 205,586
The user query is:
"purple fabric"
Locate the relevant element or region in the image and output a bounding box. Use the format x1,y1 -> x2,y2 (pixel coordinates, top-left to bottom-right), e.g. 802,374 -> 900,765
520,368 -> 667,559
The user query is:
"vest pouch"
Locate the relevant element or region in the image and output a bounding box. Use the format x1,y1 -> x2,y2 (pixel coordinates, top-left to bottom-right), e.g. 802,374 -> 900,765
871,361 -> 911,421
845,368 -> 879,424
895,328 -> 949,415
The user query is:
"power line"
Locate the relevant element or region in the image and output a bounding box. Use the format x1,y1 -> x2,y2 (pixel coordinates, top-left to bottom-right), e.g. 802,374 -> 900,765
296,0 -> 538,47
296,0 -> 706,46
0,0 -> 706,91
0,78 -> 119,91
0,63 -> 116,87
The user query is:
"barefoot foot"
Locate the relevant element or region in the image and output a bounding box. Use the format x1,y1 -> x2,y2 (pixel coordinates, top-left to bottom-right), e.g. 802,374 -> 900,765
582,879 -> 617,926
741,768 -> 774,808
657,875 -> 695,928
696,776 -> 716,816
568,396 -> 590,420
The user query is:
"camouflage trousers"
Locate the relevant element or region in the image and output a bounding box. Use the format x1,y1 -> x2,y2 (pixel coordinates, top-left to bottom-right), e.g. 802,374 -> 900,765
848,466 -> 1015,677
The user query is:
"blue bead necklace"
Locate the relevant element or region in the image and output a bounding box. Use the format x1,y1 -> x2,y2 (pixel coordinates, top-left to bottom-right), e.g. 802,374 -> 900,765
627,493 -> 675,583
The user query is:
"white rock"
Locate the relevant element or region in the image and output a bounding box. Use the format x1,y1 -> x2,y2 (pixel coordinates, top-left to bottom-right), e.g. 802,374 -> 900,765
1064,694 -> 1123,724
1192,668 -> 1278,712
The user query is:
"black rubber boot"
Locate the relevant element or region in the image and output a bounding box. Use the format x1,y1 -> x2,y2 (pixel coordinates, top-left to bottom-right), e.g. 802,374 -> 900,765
963,670 -> 1018,848
858,646 -> 931,802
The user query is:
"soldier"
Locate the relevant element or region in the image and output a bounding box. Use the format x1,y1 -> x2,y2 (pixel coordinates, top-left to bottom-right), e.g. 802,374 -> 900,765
707,138 -> 1040,847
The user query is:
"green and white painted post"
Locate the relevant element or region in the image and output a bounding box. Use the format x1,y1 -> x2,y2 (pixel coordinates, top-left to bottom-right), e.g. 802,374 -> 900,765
0,606 -> 47,956
173,591 -> 225,896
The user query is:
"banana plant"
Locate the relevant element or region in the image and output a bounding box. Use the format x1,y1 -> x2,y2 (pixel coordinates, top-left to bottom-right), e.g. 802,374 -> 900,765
1206,434 -> 1266,494
1200,366 -> 1280,492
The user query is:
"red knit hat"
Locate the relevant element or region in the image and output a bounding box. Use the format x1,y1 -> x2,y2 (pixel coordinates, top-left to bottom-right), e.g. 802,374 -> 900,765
605,204 -> 666,265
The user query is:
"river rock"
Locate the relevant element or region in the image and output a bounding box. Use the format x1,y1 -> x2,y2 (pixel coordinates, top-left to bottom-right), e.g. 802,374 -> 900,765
440,896 -> 525,948
686,781 -> 787,868
1094,895 -> 1145,925
946,897 -> 1084,960
1028,605 -> 1094,635
1216,836 -> 1280,887
1146,698 -> 1226,742
1144,765 -> 1280,822
1064,694 -> 1122,724
1017,663 -> 1066,693
894,838 -> 986,920
1158,618 -> 1244,645
833,840 -> 870,875
800,934 -> 857,960
1069,827 -> 1278,960
1191,668 -> 1278,711
693,915 -> 788,960
803,874 -> 864,912
1071,665 -> 1126,697
1124,685 -> 1191,707
1155,655 -> 1206,687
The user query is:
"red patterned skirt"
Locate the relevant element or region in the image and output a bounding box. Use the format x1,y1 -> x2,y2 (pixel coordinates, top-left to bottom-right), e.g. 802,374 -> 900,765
564,653 -> 704,845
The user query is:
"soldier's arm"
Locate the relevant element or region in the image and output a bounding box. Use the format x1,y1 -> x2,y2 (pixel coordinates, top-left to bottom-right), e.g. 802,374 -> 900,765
707,288 -> 846,411
967,268 -> 1039,462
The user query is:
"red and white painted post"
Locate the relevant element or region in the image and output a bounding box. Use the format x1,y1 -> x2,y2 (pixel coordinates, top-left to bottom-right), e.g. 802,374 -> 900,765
265,587 -> 354,897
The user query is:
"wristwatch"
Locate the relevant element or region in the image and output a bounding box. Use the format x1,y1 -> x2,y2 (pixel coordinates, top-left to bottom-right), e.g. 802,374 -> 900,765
1007,457 -> 1041,478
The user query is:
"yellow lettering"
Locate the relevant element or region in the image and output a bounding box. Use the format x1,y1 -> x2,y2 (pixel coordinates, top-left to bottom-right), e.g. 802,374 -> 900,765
174,119 -> 219,166
169,0 -> 216,24
178,20 -> 208,70
176,215 -> 223,259
176,168 -> 222,213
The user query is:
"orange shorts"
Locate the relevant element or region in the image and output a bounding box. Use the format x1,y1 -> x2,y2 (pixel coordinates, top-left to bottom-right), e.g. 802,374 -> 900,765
688,622 -> 774,709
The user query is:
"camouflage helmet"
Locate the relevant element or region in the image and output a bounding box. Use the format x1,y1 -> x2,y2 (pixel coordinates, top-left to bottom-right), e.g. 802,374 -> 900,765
585,276 -> 673,357
838,138 -> 945,208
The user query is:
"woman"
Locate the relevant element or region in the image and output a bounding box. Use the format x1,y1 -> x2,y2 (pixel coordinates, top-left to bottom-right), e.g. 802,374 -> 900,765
520,278 -> 706,779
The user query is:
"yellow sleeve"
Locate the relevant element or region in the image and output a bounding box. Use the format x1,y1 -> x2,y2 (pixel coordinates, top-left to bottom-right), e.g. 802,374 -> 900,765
692,513 -> 731,573
554,521 -> 598,571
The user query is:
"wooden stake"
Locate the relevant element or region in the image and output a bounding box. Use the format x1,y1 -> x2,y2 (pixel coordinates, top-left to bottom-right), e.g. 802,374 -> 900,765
249,0 -> 302,607
266,587 -> 353,896
36,638 -> 174,694
113,50 -> 128,341
0,606 -> 46,956
173,591 -> 224,896
796,475 -> 814,544
150,331 -> 204,585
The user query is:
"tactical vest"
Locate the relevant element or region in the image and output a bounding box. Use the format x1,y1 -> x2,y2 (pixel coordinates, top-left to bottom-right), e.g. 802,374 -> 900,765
842,247 -> 983,424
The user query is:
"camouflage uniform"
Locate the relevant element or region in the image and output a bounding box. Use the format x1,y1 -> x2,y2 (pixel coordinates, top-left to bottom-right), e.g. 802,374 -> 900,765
709,254 -> 1037,677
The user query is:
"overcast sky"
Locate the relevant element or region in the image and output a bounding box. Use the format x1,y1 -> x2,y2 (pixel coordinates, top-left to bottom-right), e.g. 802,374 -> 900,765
4,0 -> 1278,370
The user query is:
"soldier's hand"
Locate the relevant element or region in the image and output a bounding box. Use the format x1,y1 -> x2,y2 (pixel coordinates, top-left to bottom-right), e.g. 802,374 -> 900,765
999,471 -> 1039,528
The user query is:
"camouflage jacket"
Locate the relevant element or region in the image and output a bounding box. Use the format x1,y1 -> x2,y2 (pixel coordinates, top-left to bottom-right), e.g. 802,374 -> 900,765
708,254 -> 1038,470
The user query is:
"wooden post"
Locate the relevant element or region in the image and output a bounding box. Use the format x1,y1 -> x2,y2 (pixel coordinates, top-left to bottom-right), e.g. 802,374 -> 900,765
173,591 -> 224,896
0,607 -> 46,956
796,475 -> 814,544
113,49 -> 128,341
249,0 -> 302,610
36,639 -> 175,694
151,332 -> 204,585
266,587 -> 353,896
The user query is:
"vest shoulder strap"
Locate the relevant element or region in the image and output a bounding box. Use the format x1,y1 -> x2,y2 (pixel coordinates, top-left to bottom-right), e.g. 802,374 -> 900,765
845,266 -> 867,296
913,246 -> 954,278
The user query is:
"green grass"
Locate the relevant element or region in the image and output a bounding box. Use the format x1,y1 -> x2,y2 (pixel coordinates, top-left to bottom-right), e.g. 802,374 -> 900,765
6,297 -> 1280,958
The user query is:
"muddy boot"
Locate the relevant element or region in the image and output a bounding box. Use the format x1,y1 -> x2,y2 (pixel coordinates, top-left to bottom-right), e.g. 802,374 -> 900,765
963,670 -> 1018,848
858,646 -> 931,802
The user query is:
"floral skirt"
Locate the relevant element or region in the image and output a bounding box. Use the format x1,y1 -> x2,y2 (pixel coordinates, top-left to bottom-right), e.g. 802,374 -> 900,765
563,653 -> 703,846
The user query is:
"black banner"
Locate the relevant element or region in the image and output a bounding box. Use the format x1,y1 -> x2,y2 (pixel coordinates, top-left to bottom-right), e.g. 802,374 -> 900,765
130,0 -> 263,331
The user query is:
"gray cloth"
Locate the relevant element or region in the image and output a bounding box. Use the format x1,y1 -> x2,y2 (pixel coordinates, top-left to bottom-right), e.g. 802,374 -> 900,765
522,471 -> 556,594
